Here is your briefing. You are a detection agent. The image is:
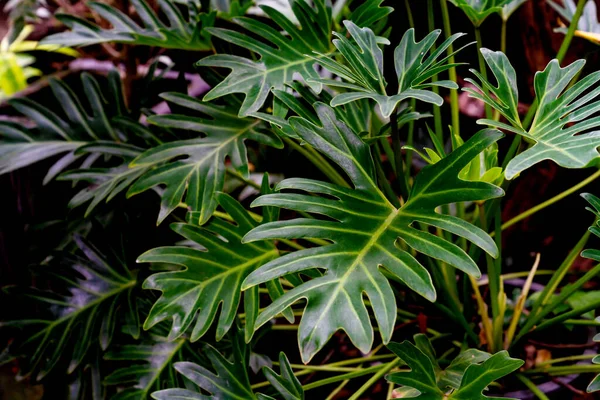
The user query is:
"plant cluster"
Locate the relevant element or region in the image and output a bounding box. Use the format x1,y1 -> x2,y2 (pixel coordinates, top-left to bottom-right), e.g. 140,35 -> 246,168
2,0 -> 600,399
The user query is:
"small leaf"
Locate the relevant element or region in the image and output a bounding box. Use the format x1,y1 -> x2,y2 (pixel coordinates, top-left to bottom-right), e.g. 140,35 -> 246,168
314,22 -> 465,118
449,0 -> 513,27
465,49 -> 600,179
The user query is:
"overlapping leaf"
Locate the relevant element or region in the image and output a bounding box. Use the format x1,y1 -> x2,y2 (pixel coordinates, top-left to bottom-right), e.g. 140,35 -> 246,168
349,0 -> 393,29
138,193 -> 283,343
198,0 -> 332,116
0,71 -> 128,175
41,0 -> 215,50
257,352 -> 304,400
387,334 -> 523,399
501,0 -> 529,21
104,337 -> 187,400
0,236 -> 138,380
449,0 -> 512,27
128,93 -> 281,225
241,103 -> 503,362
465,49 -> 600,179
313,21 -> 465,118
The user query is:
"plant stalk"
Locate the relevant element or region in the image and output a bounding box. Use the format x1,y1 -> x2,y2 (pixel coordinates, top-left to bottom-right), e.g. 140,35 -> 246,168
440,0 -> 460,138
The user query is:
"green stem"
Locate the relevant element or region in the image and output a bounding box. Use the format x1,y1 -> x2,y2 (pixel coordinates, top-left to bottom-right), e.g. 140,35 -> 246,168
526,364 -> 600,376
535,354 -> 596,367
500,169 -> 600,232
427,0 -> 444,138
474,27 -> 492,120
440,0 -> 460,138
283,137 -> 350,188
303,364 -> 400,391
374,145 -> 401,208
404,0 -> 414,27
516,374 -> 550,400
513,229 -> 591,345
347,358 -> 403,400
226,168 -> 260,189
532,297 -> 600,334
391,111 -> 410,200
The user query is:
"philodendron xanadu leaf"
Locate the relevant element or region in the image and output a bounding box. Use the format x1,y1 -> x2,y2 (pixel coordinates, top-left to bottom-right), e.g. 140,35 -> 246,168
198,0 -> 332,116
151,343 -> 256,400
242,103 -> 503,362
448,0 -> 513,27
465,49 -> 600,179
127,93 -> 282,225
257,352 -> 304,400
0,236 -> 138,381
138,193 -> 281,343
151,344 -> 301,400
104,337 -> 187,400
387,335 -> 524,399
547,0 -> 600,44
0,71 -> 130,176
313,21 -> 465,118
41,0 -> 215,51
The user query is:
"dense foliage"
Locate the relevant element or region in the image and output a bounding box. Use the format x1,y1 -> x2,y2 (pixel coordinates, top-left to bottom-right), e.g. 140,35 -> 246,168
2,0 -> 600,399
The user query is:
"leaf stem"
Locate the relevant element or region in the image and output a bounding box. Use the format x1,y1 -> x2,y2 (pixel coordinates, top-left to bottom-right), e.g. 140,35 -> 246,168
499,169 -> 600,232
347,358 -> 403,400
391,111 -> 410,200
474,27 -> 492,120
283,137 -> 350,188
440,0 -> 460,138
226,168 -> 261,189
427,0 -> 444,139
516,374 -> 550,400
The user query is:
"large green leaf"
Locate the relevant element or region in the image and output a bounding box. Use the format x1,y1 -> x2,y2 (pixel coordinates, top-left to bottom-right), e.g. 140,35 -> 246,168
465,49 -> 600,179
386,335 -> 523,399
241,103 -> 503,362
41,0 -> 214,50
104,337 -> 187,400
0,236 -> 138,380
197,0 -> 332,116
138,193 -> 281,342
127,93 -> 281,225
448,0 -> 512,27
313,21 -> 465,118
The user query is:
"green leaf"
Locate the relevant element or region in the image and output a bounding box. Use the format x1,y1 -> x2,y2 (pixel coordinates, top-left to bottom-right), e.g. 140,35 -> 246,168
501,0 -> 528,21
104,337 -> 187,400
314,21 -> 465,118
257,353 -> 304,400
41,0 -> 214,51
386,335 -> 523,399
465,49 -> 600,179
151,344 -> 257,400
58,142 -> 151,216
0,236 -> 138,380
449,352 -> 523,399
0,71 -> 143,177
127,93 -> 281,225
241,103 -> 503,362
448,0 -> 512,27
349,0 -> 393,28
138,193 -> 280,342
197,0 -> 332,116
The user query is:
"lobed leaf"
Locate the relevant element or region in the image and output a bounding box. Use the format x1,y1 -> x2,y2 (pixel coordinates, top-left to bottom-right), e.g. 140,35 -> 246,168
465,49 -> 600,179
242,103 -> 503,362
